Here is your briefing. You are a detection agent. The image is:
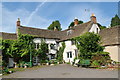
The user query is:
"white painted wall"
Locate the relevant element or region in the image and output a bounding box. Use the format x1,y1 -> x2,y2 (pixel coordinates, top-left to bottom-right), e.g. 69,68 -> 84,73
33,38 -> 58,56
63,40 -> 77,63
45,39 -> 57,55
45,39 -> 56,44
33,38 -> 41,43
89,24 -> 100,33
104,45 -> 120,62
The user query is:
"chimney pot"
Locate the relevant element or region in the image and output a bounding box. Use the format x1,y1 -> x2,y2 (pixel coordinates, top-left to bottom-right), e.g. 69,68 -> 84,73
16,18 -> 20,27
90,13 -> 97,23
74,17 -> 78,26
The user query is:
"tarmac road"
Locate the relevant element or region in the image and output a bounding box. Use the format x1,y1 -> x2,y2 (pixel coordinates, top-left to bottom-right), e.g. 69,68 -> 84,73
3,64 -> 118,78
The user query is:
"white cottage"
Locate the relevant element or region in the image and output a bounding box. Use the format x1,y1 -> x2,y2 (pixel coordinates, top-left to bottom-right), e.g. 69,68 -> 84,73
1,14 -> 120,63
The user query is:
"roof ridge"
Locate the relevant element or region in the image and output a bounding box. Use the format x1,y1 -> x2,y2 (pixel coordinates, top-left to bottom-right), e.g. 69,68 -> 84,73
0,32 -> 16,34
100,25 -> 120,31
20,26 -> 61,32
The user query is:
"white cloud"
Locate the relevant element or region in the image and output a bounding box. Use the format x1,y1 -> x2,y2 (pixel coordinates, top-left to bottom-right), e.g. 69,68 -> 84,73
2,4 -> 51,33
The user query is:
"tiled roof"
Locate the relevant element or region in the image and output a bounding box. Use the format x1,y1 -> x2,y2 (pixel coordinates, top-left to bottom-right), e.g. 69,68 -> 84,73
18,21 -> 93,41
1,22 -> 120,46
18,26 -> 61,39
58,21 -> 93,41
99,25 -> 120,46
0,32 -> 17,40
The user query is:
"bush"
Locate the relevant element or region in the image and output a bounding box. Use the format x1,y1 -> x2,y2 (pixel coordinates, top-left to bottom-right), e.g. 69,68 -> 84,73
91,60 -> 100,67
49,60 -> 58,64
91,52 -> 111,67
74,32 -> 104,60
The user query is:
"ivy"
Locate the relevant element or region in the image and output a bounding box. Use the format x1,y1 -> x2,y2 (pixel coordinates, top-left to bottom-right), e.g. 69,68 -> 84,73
57,42 -> 66,62
18,33 -> 35,58
36,40 -> 49,62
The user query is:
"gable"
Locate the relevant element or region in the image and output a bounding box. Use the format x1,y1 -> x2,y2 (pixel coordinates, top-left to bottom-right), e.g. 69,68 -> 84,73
89,24 -> 100,33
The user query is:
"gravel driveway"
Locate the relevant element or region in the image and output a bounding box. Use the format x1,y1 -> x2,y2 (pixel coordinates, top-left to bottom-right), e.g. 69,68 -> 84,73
3,64 -> 118,78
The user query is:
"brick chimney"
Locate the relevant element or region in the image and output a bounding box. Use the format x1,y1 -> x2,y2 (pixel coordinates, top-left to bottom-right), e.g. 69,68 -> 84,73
90,13 -> 97,23
74,17 -> 79,26
16,18 -> 20,27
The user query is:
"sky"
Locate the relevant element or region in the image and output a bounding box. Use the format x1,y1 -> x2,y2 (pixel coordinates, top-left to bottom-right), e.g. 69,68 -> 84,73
1,1 -> 119,33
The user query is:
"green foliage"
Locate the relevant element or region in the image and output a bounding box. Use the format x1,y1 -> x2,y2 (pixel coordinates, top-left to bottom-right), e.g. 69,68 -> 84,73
1,33 -> 36,64
57,42 -> 66,62
74,32 -> 104,60
18,33 -> 35,58
91,60 -> 100,67
47,20 -> 62,31
36,40 -> 48,61
68,20 -> 83,28
97,23 -> 106,29
110,14 -> 120,27
91,52 -> 110,66
1,39 -> 21,62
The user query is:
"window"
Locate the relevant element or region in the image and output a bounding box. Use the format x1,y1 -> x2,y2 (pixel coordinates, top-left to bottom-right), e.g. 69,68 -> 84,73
67,52 -> 69,58
50,44 -> 55,49
70,52 -> 72,58
67,51 -> 72,58
35,43 -> 39,49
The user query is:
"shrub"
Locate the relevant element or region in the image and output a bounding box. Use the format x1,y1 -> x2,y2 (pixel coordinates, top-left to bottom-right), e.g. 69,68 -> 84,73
91,52 -> 111,67
91,60 -> 100,67
74,32 -> 104,60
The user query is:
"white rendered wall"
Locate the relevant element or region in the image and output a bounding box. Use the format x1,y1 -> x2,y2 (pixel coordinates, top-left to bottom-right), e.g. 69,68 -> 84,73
104,45 -> 119,62
89,24 -> 100,33
45,39 -> 56,44
63,40 -> 77,63
33,38 -> 41,43
33,38 -> 57,55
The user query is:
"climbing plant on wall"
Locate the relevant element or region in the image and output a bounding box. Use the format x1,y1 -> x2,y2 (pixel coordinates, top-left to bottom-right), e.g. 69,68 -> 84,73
36,40 -> 49,62
57,42 -> 66,62
17,33 -> 36,62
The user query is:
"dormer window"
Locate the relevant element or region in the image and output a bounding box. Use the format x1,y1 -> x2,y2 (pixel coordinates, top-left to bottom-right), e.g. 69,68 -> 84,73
67,30 -> 73,36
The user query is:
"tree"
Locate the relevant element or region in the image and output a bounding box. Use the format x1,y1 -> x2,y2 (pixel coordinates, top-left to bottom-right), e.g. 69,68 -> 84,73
74,32 -> 104,59
68,20 -> 83,28
47,20 -> 62,31
36,40 -> 48,61
110,14 -> 120,27
97,23 -> 106,30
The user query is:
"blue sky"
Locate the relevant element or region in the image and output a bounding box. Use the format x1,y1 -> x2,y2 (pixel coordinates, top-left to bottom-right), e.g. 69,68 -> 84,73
1,2 -> 118,33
